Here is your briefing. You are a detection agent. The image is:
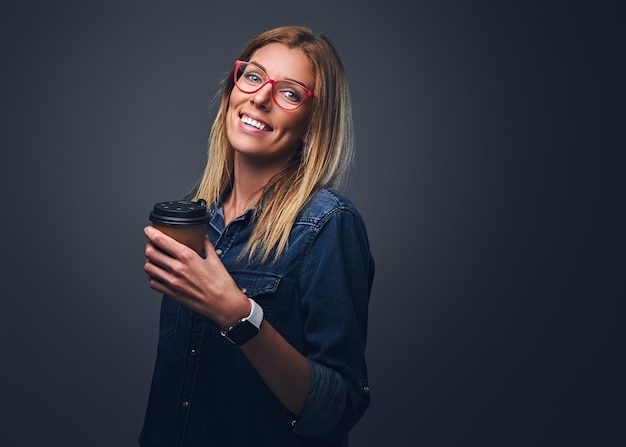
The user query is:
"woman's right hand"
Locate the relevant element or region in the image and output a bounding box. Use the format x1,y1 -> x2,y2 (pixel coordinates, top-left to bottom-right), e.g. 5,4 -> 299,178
143,226 -> 251,329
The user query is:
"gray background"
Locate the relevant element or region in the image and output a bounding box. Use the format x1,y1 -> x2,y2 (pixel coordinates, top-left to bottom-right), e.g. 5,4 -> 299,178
1,1 -> 623,446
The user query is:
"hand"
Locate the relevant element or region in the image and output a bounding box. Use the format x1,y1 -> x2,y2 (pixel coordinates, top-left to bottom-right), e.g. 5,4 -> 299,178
143,226 -> 250,328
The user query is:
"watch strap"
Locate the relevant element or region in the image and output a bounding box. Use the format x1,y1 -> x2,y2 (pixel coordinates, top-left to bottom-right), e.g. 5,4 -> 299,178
244,298 -> 263,330
220,298 -> 263,345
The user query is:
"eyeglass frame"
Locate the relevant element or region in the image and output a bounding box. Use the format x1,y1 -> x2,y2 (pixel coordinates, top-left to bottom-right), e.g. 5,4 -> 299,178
233,60 -> 314,111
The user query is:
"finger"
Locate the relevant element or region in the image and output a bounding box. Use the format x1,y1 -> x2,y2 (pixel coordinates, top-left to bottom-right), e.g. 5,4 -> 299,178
145,257 -> 196,308
146,273 -> 175,297
144,254 -> 172,284
145,241 -> 176,272
202,236 -> 216,258
144,226 -> 187,257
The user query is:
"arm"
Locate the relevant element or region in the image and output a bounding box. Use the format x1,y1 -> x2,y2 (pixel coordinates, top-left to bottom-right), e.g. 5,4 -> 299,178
290,207 -> 374,440
240,319 -> 311,415
143,226 -> 311,415
144,203 -> 373,438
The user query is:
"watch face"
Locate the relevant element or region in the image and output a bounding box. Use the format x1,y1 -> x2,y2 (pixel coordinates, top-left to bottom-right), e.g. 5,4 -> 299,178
224,320 -> 259,345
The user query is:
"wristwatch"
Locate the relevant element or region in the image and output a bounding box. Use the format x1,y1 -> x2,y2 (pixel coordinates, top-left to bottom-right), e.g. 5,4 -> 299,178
221,298 -> 264,345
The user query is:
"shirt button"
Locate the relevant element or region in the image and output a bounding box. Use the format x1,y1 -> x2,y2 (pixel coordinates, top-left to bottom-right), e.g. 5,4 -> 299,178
291,420 -> 297,427
190,348 -> 197,357
215,248 -> 223,256
363,386 -> 370,393
182,401 -> 189,408
241,287 -> 248,294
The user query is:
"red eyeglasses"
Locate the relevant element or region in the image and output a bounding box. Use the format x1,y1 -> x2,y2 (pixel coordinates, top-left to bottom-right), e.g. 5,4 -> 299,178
233,60 -> 314,111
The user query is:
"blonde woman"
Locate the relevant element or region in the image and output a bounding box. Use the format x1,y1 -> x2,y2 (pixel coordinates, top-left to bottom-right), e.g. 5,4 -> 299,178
141,25 -> 374,446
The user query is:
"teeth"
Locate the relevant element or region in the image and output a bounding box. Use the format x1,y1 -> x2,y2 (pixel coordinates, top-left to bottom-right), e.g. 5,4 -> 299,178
241,115 -> 267,130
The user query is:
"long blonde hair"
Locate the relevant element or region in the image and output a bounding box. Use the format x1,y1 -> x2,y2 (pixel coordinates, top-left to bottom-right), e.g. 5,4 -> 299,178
193,26 -> 354,262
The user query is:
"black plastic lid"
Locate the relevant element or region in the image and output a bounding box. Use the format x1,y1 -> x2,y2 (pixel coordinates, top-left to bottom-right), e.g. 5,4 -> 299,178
149,199 -> 209,226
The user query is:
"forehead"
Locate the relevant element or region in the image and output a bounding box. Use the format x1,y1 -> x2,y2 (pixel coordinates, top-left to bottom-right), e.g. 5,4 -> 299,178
249,43 -> 314,87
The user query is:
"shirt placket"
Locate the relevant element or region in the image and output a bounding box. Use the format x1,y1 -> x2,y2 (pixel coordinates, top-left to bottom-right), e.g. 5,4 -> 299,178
172,310 -> 207,445
171,209 -> 245,445
211,209 -> 247,259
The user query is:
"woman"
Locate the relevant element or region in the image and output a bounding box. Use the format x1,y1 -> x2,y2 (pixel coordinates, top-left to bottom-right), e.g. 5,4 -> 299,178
140,25 -> 374,446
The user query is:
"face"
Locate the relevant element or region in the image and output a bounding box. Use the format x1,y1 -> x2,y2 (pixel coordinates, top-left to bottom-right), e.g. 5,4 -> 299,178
226,43 -> 315,167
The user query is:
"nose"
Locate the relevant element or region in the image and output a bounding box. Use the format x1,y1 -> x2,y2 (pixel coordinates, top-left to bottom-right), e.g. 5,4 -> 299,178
250,82 -> 273,110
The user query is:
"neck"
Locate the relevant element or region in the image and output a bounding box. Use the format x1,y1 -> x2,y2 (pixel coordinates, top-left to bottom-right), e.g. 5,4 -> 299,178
223,153 -> 288,225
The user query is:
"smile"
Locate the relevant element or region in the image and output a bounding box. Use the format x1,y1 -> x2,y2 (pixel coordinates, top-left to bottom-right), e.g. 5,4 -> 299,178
240,114 -> 272,131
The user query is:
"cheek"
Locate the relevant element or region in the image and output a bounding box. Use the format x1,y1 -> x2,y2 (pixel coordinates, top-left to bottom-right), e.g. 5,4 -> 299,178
228,88 -> 244,110
291,112 -> 311,137
225,106 -> 234,132
225,94 -> 240,129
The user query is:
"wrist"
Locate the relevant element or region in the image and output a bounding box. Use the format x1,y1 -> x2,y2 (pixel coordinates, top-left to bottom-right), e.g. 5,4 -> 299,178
221,298 -> 264,345
217,289 -> 251,330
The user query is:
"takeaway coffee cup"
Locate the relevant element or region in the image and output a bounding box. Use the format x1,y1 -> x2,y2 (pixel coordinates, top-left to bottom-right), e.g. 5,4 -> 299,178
149,199 -> 210,254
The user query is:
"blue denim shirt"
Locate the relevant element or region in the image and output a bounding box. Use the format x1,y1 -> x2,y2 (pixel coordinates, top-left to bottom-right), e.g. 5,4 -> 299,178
139,188 -> 374,446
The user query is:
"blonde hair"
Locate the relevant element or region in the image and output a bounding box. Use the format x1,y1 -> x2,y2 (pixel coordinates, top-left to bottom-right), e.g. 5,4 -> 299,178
193,26 -> 354,262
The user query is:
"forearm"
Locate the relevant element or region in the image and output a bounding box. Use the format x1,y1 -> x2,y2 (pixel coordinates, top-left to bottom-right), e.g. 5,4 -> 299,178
240,319 -> 311,415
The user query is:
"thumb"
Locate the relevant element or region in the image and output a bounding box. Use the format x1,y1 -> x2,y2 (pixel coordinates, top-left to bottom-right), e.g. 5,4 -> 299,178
202,236 -> 217,259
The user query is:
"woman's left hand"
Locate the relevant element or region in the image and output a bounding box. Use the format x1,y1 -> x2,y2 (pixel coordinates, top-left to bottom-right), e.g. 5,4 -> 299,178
143,226 -> 250,328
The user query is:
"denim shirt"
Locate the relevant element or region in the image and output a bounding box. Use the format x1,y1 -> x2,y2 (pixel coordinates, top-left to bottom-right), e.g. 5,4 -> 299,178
139,188 -> 375,447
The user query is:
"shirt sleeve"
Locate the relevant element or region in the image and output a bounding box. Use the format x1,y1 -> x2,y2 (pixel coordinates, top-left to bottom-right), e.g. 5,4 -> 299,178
290,206 -> 374,441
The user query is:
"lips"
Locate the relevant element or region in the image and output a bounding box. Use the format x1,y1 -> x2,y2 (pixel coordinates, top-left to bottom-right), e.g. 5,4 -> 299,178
240,114 -> 273,131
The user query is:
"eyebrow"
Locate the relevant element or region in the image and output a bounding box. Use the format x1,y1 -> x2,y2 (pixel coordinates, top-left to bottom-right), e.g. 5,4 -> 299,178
249,60 -> 312,90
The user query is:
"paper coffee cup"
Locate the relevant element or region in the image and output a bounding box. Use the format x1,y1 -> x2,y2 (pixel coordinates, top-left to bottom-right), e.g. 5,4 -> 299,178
149,199 -> 209,254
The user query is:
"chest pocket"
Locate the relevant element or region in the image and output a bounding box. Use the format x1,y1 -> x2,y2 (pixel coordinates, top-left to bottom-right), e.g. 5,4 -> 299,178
230,270 -> 281,323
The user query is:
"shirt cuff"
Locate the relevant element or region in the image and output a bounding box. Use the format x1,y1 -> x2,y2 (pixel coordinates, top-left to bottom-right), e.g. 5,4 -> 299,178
290,360 -> 350,440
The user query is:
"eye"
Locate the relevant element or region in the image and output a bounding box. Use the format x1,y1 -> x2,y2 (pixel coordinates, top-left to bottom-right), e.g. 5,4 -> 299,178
280,89 -> 302,103
244,71 -> 264,85
276,82 -> 305,105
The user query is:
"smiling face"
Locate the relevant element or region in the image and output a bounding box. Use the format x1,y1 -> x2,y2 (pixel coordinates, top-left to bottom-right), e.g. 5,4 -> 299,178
225,43 -> 315,168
